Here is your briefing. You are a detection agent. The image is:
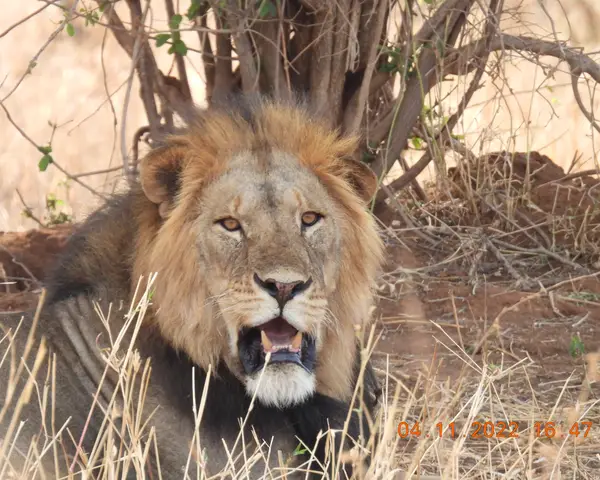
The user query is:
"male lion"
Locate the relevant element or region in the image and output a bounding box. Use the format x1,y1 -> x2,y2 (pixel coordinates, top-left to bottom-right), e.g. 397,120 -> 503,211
0,95 -> 385,479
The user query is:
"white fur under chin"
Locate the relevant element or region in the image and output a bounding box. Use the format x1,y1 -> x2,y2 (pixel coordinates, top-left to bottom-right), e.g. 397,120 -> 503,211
245,364 -> 316,408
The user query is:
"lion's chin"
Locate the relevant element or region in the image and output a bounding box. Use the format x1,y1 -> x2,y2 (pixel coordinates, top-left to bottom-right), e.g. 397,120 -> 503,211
245,363 -> 316,408
237,316 -> 318,407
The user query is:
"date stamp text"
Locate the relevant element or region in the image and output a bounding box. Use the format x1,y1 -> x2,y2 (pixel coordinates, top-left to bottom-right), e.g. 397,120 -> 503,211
397,421 -> 594,439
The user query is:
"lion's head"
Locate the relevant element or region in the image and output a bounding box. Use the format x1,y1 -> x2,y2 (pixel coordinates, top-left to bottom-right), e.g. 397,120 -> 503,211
133,96 -> 384,408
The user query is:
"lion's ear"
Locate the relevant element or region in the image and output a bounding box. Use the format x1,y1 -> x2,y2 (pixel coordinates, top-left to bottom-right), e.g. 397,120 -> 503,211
140,145 -> 187,218
345,158 -> 379,203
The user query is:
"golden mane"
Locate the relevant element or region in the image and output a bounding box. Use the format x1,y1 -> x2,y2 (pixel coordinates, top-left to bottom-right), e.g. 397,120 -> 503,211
132,97 -> 385,400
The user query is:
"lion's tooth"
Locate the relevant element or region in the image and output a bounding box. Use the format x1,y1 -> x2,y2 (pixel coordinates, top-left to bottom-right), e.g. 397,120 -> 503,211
291,331 -> 302,350
261,330 -> 273,351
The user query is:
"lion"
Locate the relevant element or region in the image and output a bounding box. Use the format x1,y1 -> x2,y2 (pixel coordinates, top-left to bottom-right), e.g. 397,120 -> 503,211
0,94 -> 385,479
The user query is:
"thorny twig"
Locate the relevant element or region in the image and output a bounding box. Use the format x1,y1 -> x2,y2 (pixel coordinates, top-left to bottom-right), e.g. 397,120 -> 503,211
485,236 -> 532,288
0,244 -> 40,287
0,100 -> 107,200
0,0 -> 58,40
15,189 -> 44,228
120,0 -> 153,184
1,0 -> 82,103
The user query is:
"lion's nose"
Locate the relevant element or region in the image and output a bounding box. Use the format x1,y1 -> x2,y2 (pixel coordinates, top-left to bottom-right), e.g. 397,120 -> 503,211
253,273 -> 313,309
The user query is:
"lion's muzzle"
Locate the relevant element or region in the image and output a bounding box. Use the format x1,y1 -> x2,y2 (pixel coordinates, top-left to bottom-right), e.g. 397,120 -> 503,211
253,273 -> 313,309
237,316 -> 316,375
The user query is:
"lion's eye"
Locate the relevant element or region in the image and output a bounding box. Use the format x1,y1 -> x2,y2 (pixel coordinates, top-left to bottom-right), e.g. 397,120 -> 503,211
216,217 -> 242,232
301,211 -> 322,228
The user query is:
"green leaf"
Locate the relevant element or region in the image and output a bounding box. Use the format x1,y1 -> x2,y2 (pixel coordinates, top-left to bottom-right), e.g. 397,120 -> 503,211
169,13 -> 183,30
66,23 -> 75,36
410,136 -> 423,149
169,39 -> 188,56
257,0 -> 277,18
292,443 -> 307,456
569,335 -> 585,358
155,33 -> 171,47
37,145 -> 52,155
378,62 -> 397,74
186,0 -> 203,19
84,11 -> 100,26
175,41 -> 188,55
38,154 -> 53,172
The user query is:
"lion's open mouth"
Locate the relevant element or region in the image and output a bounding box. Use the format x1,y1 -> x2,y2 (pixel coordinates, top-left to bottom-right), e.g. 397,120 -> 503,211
237,317 -> 316,375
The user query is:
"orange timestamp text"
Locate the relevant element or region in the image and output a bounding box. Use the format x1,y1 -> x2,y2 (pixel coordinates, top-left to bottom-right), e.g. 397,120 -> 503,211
397,421 -> 594,439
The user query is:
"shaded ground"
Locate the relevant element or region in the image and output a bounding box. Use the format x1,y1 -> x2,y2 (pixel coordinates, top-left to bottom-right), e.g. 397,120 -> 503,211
371,152 -> 600,476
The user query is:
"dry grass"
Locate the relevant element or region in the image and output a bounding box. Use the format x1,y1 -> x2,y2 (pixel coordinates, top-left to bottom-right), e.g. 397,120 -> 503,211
369,250 -> 600,479
1,269 -> 598,479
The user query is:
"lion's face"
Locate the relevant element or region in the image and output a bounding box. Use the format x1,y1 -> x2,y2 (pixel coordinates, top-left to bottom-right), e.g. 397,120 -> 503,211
195,150 -> 342,406
137,98 -> 384,409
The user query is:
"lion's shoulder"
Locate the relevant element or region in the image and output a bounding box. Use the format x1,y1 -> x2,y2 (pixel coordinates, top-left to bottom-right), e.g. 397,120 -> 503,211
44,189 -> 148,304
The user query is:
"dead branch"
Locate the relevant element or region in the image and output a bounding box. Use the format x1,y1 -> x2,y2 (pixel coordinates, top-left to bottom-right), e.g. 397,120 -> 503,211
0,244 -> 40,287
571,73 -> 600,134
214,16 -> 235,99
97,1 -> 135,58
165,0 -> 191,100
1,0 -> 82,103
121,0 -> 153,183
197,14 -> 216,101
0,0 -> 57,39
71,166 -> 123,179
0,99 -> 107,200
446,34 -> 600,83
342,0 -> 388,134
253,17 -> 290,100
309,7 -> 335,125
485,236 -> 532,288
374,147 -> 436,210
369,0 -> 476,179
286,4 -> 314,90
376,0 -> 502,207
98,0 -> 195,134
222,0 -> 259,95
329,0 -> 352,125
15,190 -> 44,228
